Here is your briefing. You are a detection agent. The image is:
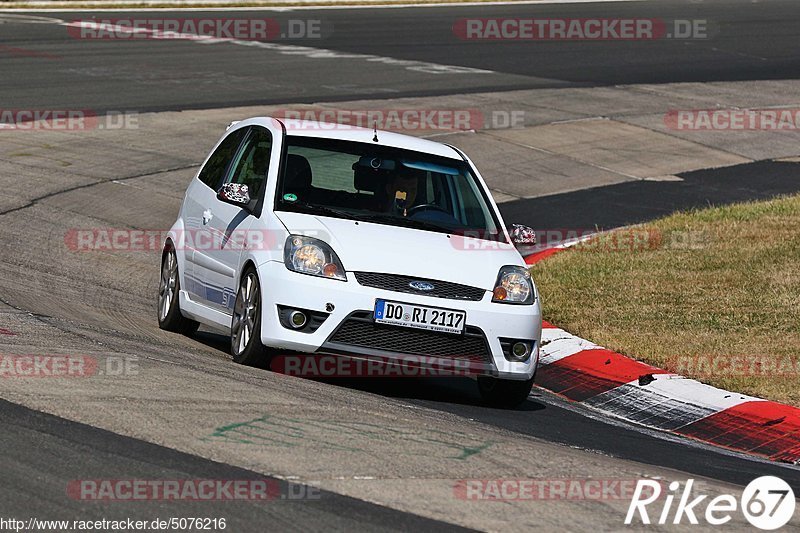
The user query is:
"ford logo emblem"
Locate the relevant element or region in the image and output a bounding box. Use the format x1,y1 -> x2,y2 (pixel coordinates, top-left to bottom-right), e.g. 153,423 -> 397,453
409,281 -> 435,292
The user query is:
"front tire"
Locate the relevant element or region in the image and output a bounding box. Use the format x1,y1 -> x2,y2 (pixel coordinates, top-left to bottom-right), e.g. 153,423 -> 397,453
158,247 -> 199,335
231,268 -> 270,368
477,376 -> 534,408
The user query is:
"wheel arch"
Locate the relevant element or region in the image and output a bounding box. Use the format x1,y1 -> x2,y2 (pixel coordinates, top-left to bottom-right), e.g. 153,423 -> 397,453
237,258 -> 259,286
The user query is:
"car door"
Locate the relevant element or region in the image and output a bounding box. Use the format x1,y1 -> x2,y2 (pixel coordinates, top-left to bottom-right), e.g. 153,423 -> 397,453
200,125 -> 276,314
182,126 -> 249,306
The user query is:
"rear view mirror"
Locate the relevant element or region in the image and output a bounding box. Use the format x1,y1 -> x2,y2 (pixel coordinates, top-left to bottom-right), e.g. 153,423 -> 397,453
355,156 -> 396,170
217,182 -> 251,208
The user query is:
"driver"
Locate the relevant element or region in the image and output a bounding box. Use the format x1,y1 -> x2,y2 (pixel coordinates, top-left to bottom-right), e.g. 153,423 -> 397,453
384,166 -> 422,217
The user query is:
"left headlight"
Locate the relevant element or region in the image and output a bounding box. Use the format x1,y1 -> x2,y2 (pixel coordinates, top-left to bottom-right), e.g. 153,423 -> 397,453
492,266 -> 534,305
284,235 -> 347,281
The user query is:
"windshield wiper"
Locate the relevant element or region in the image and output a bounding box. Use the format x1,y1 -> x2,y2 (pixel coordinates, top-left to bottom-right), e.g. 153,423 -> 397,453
357,213 -> 453,234
280,201 -> 455,233
281,200 -> 360,221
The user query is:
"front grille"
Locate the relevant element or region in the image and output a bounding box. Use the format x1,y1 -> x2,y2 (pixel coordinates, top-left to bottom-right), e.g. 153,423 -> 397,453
353,272 -> 486,301
323,311 -> 491,361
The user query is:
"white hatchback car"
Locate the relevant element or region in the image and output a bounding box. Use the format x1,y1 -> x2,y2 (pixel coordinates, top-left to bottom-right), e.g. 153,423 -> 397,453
159,117 -> 542,407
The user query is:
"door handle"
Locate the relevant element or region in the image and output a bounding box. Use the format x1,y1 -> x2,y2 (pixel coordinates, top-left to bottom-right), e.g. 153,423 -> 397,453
202,209 -> 213,225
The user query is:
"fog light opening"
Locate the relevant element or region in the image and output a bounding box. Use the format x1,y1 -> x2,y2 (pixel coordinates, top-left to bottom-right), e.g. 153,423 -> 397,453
289,310 -> 308,329
512,342 -> 530,360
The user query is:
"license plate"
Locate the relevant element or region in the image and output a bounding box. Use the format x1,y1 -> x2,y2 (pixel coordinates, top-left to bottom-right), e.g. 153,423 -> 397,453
374,299 -> 466,335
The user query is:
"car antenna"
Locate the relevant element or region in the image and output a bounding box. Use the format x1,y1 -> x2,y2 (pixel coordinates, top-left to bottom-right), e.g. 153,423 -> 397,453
372,122 -> 379,143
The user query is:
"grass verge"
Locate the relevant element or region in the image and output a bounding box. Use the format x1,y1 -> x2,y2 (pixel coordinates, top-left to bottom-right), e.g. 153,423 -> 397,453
530,193 -> 800,406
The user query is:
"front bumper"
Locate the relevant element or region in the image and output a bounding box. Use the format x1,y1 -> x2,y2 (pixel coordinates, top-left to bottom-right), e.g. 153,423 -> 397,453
258,261 -> 541,379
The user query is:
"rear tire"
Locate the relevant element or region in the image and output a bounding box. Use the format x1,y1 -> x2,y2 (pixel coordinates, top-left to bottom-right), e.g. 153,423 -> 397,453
158,247 -> 199,335
477,376 -> 534,408
231,268 -> 271,368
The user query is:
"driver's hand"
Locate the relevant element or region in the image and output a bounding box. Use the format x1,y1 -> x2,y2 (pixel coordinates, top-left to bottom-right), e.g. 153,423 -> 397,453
394,190 -> 408,216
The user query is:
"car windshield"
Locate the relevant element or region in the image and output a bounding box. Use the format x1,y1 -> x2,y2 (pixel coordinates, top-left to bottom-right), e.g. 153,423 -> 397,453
275,135 -> 504,241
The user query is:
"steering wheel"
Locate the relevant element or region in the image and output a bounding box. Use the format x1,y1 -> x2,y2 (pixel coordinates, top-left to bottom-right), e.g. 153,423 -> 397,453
406,204 -> 449,216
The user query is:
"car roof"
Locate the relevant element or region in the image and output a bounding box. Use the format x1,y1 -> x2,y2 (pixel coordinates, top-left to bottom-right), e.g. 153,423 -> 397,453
236,117 -> 465,160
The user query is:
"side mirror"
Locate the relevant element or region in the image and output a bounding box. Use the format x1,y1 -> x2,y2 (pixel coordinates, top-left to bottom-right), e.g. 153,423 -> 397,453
217,182 -> 251,208
510,224 -> 537,249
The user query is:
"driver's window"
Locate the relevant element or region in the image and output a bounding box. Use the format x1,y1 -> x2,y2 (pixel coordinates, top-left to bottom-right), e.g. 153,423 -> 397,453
197,128 -> 247,190
227,127 -> 272,198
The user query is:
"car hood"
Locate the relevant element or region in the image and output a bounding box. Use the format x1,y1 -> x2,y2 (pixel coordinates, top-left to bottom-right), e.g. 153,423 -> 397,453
275,211 -> 524,290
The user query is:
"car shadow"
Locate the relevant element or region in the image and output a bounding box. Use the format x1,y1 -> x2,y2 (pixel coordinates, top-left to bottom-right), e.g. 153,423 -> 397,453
322,375 -> 546,412
190,329 -> 546,411
192,329 -> 231,353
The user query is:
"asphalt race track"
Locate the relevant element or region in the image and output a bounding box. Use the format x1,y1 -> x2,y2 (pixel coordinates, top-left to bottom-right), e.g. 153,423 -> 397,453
2,0 -> 800,530
0,400 -> 469,531
0,0 -> 798,112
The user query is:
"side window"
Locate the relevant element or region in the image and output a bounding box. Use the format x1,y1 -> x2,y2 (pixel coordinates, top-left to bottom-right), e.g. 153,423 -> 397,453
197,128 -> 248,190
452,174 -> 493,231
227,127 -> 272,198
429,173 -> 453,213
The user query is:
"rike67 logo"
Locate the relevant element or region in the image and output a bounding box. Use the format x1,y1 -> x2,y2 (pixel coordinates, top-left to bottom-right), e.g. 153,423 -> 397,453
626,476 -> 795,530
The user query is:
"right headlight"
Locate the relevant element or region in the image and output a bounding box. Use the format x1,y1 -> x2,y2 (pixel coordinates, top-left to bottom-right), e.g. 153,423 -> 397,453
283,235 -> 347,281
492,266 -> 534,305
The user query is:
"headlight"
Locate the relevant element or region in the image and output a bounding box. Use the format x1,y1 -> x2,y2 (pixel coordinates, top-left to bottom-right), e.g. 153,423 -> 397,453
284,235 -> 346,281
492,266 -> 534,305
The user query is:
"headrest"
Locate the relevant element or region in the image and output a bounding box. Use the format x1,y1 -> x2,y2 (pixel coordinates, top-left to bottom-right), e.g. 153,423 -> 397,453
285,154 -> 312,189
